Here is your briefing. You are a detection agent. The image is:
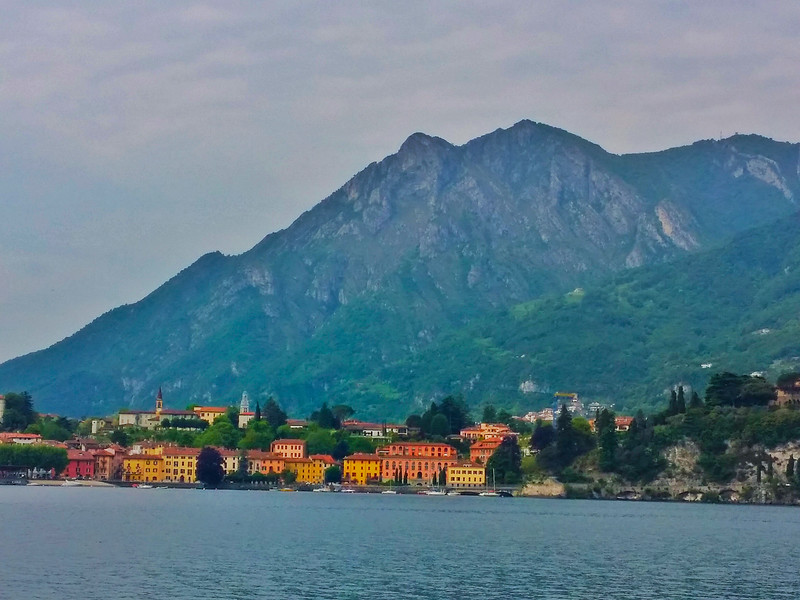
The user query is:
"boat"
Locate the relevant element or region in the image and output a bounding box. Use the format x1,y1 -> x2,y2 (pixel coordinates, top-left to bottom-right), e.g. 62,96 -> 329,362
341,488 -> 356,493
136,484 -> 154,489
313,486 -> 331,492
381,489 -> 397,494
479,469 -> 499,496
424,490 -> 447,495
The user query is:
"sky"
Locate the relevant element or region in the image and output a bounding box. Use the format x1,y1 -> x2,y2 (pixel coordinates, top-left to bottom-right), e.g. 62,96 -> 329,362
1,2 -> 799,363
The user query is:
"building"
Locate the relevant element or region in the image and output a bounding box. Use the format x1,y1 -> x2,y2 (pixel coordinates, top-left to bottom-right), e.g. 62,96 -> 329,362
587,416 -> 635,433
160,446 -> 201,483
377,442 -> 459,484
123,455 -> 164,482
341,420 -> 409,438
117,388 -> 195,429
246,451 -> 285,476
62,450 -> 95,479
238,412 -> 255,429
775,375 -> 800,407
469,438 -> 504,464
286,419 -> 309,429
92,447 -> 124,480
343,453 -> 382,485
447,462 -> 486,488
0,432 -> 42,445
459,423 -> 516,441
271,439 -> 307,459
193,406 -> 229,425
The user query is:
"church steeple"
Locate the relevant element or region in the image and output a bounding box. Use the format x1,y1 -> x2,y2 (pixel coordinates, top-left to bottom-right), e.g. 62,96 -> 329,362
240,391 -> 250,414
156,387 -> 163,417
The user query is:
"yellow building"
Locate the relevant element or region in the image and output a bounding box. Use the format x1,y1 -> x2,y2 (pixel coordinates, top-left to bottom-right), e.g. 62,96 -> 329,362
193,406 -> 229,425
123,455 -> 164,482
447,462 -> 486,488
161,447 -> 200,483
343,453 -> 382,485
284,458 -> 316,483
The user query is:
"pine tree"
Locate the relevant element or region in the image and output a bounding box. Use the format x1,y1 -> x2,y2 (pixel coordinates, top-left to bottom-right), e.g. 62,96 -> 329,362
689,391 -> 703,410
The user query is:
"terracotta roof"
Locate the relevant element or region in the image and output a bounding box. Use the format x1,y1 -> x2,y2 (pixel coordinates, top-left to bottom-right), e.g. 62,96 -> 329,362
343,453 -> 383,461
309,454 -> 337,464
67,450 -> 95,460
161,447 -> 201,457
247,451 -> 283,460
194,406 -> 228,412
272,439 -> 306,445
0,432 -> 42,440
470,439 -> 504,449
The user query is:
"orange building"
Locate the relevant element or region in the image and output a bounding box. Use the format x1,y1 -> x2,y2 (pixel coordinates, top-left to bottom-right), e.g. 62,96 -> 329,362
343,453 -> 382,485
470,438 -> 504,464
378,442 -> 459,484
247,451 -> 286,476
460,423 -> 515,441
271,439 -> 307,459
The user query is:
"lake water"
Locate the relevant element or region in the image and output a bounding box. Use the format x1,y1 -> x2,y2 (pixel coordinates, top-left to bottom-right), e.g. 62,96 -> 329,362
0,487 -> 798,599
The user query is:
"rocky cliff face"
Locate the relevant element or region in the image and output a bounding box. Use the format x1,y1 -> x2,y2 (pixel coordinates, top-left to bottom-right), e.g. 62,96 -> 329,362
1,121 -> 798,416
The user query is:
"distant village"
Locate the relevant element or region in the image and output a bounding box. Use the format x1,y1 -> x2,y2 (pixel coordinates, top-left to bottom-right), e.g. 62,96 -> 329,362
0,388 -> 632,490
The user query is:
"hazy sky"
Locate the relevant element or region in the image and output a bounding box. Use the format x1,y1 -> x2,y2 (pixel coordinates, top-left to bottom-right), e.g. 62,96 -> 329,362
1,2 -> 799,362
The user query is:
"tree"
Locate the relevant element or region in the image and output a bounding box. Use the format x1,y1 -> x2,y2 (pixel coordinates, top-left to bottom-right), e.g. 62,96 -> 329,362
482,405 -> 497,423
224,406 -> 239,428
689,391 -> 703,410
239,420 -> 274,451
236,450 -> 249,481
198,419 -> 241,449
429,413 -> 450,437
676,386 -> 686,414
705,372 -> 775,407
263,397 -> 287,429
530,420 -> 555,451
305,427 -> 337,455
324,465 -> 342,483
486,437 -> 522,484
668,389 -> 678,416
786,455 -> 795,479
596,408 -> 618,472
254,401 -> 262,422
332,440 -> 349,461
332,405 -> 355,422
439,468 -> 447,486
403,470 -> 408,485
310,402 -> 339,429
405,414 -> 422,429
1,392 -> 37,432
281,469 -> 297,484
109,429 -> 129,446
432,472 -> 438,486
196,447 -> 224,487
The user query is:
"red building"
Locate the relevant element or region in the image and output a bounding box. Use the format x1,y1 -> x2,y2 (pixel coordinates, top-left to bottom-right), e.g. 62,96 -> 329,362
62,450 -> 95,479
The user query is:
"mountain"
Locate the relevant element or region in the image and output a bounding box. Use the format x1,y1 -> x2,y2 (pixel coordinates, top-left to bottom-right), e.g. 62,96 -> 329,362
1,120 -> 798,417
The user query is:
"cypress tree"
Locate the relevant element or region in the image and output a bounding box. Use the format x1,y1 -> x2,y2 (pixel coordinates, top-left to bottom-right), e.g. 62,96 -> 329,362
254,401 -> 262,422
689,391 -> 703,410
676,386 -> 686,413
668,389 -> 678,416
403,471 -> 408,485
786,455 -> 795,479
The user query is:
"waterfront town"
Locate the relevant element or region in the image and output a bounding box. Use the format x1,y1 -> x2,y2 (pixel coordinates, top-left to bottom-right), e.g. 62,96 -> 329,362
0,387 -> 630,490
4,372 -> 800,503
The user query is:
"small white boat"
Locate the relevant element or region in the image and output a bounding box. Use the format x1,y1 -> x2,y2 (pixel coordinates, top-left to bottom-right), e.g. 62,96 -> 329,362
424,490 -> 447,496
381,490 -> 397,494
341,488 -> 356,493
313,486 -> 331,492
479,490 -> 499,497
136,484 -> 154,489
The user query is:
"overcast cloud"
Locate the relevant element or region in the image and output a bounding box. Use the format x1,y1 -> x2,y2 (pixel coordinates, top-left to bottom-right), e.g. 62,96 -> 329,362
1,2 -> 799,362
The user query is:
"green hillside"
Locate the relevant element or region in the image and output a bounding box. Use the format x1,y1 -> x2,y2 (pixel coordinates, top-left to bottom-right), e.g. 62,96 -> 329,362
270,213 -> 800,417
